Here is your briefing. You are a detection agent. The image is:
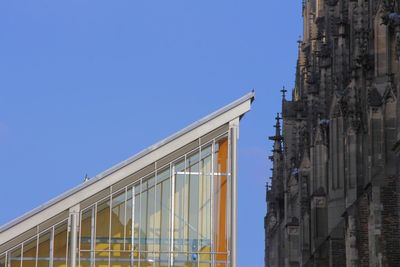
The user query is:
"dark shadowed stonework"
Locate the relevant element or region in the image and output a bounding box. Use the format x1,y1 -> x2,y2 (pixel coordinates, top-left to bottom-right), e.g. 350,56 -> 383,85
265,1 -> 400,266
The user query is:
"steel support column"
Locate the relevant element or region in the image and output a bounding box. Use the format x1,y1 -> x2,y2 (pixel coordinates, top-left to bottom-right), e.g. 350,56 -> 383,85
69,205 -> 80,267
229,118 -> 239,267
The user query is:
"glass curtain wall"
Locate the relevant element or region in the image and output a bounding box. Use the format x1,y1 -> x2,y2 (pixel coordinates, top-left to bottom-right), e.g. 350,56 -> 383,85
0,135 -> 231,267
0,220 -> 69,267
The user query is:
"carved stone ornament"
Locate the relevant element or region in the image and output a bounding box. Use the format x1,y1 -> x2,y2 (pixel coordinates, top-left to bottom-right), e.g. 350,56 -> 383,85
287,225 -> 299,235
368,87 -> 383,107
268,213 -> 277,230
326,0 -> 338,7
312,196 -> 326,208
382,0 -> 396,14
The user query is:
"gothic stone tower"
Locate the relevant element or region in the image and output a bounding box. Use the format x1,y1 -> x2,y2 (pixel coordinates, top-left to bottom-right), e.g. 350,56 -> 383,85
265,0 -> 400,266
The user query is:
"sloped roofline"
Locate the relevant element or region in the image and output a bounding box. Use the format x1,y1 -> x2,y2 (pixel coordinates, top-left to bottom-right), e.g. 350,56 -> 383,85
0,91 -> 255,243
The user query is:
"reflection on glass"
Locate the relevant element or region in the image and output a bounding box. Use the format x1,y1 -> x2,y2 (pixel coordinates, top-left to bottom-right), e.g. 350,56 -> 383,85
139,180 -> 148,264
111,190 -> 126,253
133,183 -> 141,266
199,145 -> 213,267
174,157 -> 188,261
155,168 -> 170,266
138,175 -> 157,267
125,189 -> 133,252
187,152 -> 200,258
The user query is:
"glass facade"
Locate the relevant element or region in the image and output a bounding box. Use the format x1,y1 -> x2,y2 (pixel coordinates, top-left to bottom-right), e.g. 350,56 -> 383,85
2,220 -> 70,267
0,136 -> 231,267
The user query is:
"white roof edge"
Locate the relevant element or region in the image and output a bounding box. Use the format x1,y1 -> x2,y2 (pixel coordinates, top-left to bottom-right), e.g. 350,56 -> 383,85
0,91 -> 255,242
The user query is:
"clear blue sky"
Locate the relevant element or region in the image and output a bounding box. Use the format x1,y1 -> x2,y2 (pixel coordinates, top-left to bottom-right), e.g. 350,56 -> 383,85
0,1 -> 301,266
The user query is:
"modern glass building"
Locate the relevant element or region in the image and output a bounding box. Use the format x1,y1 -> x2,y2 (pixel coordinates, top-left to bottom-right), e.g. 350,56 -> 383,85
0,92 -> 254,267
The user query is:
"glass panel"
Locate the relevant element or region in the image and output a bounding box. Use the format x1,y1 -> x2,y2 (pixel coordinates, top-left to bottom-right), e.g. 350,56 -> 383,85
156,168 -> 170,265
54,222 -> 68,267
79,252 -> 90,267
0,255 -> 5,267
200,146 -> 212,175
94,251 -> 108,267
187,152 -> 200,258
173,151 -> 202,267
0,255 -> 6,267
80,208 -> 93,267
22,237 -> 37,267
96,199 -> 110,266
173,253 -> 198,267
80,209 -> 93,250
153,252 -> 170,267
125,189 -> 133,252
37,231 -> 51,267
147,177 -> 156,262
139,180 -> 148,254
111,190 -> 126,252
133,183 -> 141,265
198,252 -> 211,267
174,158 -> 188,254
214,138 -> 228,266
138,176 -> 156,266
110,252 -> 130,267
199,146 -> 212,254
10,246 -> 21,267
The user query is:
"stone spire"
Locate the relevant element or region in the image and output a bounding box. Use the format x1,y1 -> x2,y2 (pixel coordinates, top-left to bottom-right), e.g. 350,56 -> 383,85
268,113 -> 284,204
269,113 -> 283,154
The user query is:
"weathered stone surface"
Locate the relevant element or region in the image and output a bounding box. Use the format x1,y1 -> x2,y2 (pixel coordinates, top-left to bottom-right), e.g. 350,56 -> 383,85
265,1 -> 400,266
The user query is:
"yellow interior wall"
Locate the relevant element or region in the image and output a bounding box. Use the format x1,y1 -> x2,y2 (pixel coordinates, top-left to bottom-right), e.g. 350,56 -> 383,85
22,238 -> 37,267
215,138 -> 228,266
53,224 -> 68,267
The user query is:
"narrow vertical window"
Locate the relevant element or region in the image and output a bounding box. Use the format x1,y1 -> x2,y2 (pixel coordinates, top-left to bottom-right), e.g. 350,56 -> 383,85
187,152 -> 200,266
173,158 -> 188,265
133,182 -> 141,267
80,208 -> 93,267
215,137 -> 229,266
146,176 -> 156,265
37,232 -> 51,267
22,237 -> 37,267
53,222 -> 68,267
10,246 -> 22,267
199,145 -> 212,266
154,167 -> 171,266
110,190 -> 130,267
95,199 -> 110,267
125,188 -> 133,252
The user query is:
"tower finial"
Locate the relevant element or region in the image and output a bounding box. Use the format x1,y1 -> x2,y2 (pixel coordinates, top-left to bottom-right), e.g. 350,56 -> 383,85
280,86 -> 287,100
275,112 -> 281,122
